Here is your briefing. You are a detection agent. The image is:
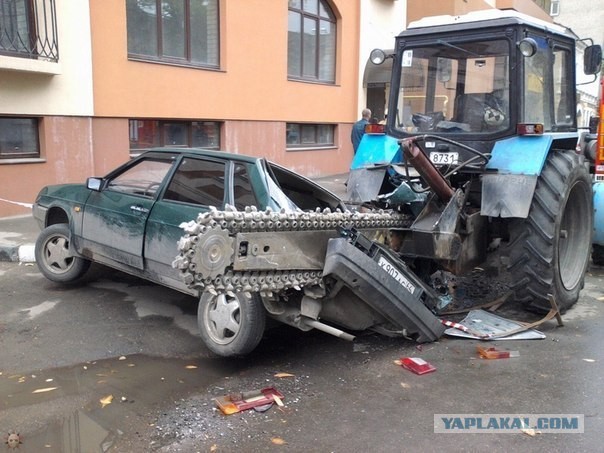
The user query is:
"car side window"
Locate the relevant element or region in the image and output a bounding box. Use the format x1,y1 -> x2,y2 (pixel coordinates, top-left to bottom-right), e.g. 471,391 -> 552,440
163,158 -> 225,206
107,159 -> 173,198
233,163 -> 259,210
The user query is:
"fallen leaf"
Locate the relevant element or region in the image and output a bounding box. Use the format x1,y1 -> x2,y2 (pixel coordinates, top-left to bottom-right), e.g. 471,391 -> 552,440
583,358 -> 596,363
32,387 -> 58,394
521,428 -> 541,437
210,445 -> 218,452
100,395 -> 114,408
185,365 -> 198,369
274,372 -> 295,378
271,437 -> 286,445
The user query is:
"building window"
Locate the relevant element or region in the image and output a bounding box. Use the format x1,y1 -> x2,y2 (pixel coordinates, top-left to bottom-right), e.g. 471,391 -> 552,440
0,0 -> 59,61
550,0 -> 560,16
288,0 -> 336,83
0,117 -> 40,159
126,0 -> 219,68
129,119 -> 220,152
286,123 -> 335,149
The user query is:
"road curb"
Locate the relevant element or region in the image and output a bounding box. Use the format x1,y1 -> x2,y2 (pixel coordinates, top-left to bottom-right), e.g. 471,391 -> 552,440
0,243 -> 36,263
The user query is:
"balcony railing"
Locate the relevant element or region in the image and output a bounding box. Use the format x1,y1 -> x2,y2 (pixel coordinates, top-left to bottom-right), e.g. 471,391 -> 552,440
0,0 -> 59,62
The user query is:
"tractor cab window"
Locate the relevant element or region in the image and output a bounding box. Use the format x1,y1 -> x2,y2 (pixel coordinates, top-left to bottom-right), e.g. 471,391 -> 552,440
392,39 -> 510,135
522,36 -> 551,129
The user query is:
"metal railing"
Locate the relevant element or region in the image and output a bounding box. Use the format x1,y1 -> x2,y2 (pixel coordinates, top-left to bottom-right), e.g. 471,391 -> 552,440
0,0 -> 59,62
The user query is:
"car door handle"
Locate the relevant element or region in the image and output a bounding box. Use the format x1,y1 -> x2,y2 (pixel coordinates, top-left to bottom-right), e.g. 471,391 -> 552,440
130,205 -> 149,213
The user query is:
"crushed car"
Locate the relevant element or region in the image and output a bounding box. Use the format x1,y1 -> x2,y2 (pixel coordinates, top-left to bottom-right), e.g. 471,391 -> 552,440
33,148 -> 446,357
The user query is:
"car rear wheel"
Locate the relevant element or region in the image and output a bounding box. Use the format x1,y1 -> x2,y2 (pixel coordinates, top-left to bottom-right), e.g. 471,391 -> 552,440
35,224 -> 91,283
197,291 -> 265,357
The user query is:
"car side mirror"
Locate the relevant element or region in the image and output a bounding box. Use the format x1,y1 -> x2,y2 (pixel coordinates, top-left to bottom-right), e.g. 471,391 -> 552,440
87,177 -> 104,191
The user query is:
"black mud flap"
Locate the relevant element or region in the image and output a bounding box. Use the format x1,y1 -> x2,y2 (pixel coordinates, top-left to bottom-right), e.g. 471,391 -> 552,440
323,233 -> 445,343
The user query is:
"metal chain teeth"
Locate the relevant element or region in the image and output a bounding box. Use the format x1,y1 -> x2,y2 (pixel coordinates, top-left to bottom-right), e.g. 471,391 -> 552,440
173,204 -> 410,295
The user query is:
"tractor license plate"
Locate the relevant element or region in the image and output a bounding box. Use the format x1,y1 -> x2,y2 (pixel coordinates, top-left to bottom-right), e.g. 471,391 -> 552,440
429,151 -> 458,165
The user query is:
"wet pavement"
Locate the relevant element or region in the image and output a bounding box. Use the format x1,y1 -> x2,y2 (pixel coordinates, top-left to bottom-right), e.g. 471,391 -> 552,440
2,181 -> 604,451
1,259 -> 604,452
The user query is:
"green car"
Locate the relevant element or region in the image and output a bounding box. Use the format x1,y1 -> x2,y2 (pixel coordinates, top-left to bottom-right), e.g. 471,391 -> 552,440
33,148 -> 344,353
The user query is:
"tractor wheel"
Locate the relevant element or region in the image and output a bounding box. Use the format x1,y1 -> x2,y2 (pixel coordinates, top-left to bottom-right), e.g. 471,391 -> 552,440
506,151 -> 592,312
197,291 -> 266,357
35,224 -> 91,284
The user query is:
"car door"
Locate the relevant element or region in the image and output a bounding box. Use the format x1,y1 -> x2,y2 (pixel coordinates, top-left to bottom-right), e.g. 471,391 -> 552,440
81,155 -> 175,269
144,156 -> 264,292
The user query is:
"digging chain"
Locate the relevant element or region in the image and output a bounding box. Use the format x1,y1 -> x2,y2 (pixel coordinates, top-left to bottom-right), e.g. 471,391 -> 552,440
173,205 -> 411,296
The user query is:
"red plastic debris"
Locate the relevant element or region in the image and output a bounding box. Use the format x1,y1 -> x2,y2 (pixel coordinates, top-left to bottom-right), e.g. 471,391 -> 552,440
399,357 -> 436,375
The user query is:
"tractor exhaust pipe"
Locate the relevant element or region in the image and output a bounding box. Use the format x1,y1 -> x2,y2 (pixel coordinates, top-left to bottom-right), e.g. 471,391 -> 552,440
401,139 -> 454,203
302,318 -> 356,342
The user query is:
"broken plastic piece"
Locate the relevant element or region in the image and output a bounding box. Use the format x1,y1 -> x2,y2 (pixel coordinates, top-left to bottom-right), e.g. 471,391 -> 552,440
477,346 -> 519,359
399,357 -> 436,375
214,387 -> 284,415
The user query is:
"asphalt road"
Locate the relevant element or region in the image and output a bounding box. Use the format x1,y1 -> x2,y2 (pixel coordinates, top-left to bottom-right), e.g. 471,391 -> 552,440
1,260 -> 604,452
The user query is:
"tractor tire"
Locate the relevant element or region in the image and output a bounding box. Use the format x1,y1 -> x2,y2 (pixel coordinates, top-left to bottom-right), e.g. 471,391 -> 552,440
592,244 -> 604,266
35,223 -> 91,284
197,291 -> 266,357
506,151 -> 592,312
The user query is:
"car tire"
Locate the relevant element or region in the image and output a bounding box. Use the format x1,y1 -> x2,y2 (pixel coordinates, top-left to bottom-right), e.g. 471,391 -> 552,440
35,224 -> 91,283
197,291 -> 266,357
506,151 -> 592,312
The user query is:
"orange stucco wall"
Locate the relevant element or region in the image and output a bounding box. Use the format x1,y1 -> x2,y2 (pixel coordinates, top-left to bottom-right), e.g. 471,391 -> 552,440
90,0 -> 360,123
88,0 -> 360,177
0,116 -> 94,217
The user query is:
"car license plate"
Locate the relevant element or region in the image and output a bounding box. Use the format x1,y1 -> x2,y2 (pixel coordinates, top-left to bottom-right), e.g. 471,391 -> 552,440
377,256 -> 416,294
429,151 -> 458,165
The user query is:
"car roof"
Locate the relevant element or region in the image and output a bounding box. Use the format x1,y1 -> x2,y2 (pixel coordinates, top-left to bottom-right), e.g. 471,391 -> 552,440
142,147 -> 263,165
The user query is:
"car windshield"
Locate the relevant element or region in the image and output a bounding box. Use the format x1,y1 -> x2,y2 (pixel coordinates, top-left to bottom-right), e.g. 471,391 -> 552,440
392,38 -> 510,135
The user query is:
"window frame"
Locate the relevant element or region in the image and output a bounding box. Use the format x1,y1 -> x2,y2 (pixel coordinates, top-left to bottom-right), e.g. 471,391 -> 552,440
286,122 -> 336,150
0,117 -> 41,160
129,119 -> 221,153
126,0 -> 220,69
287,0 -> 337,84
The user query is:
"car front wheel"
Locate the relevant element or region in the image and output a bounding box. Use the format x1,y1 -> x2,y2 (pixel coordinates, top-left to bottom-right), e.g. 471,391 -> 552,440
35,224 -> 91,283
197,291 -> 266,357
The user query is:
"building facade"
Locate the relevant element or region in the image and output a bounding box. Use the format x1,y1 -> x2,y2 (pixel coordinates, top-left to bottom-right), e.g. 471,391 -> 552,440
1,0 -> 556,219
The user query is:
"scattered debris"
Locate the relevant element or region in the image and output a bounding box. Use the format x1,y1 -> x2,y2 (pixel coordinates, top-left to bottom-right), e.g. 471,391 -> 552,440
274,372 -> 295,378
443,310 -> 546,340
185,365 -> 198,369
477,346 -> 519,359
32,386 -> 59,394
271,437 -> 286,445
100,395 -> 113,408
397,357 -> 436,375
4,431 -> 22,449
214,387 -> 284,415
521,428 -> 541,437
583,358 -> 596,363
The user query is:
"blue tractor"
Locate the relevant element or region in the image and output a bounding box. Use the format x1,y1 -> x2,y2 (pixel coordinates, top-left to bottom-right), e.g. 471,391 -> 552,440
349,10 -> 602,312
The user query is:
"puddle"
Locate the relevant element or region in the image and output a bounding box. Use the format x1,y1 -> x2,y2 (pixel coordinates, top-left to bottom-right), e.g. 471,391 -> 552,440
0,354 -> 240,452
